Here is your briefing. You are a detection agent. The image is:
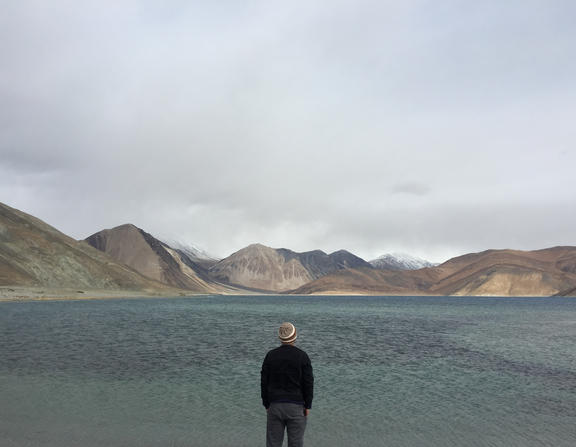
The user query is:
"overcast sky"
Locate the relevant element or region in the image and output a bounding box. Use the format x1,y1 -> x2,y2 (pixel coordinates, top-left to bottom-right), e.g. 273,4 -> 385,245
1,0 -> 575,263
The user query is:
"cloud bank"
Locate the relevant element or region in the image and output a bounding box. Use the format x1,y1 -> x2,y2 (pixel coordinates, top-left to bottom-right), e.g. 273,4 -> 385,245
1,0 -> 575,262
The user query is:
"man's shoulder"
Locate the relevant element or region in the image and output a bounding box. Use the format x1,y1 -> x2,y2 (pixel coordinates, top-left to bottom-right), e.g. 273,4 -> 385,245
290,345 -> 309,356
266,344 -> 310,358
268,344 -> 306,351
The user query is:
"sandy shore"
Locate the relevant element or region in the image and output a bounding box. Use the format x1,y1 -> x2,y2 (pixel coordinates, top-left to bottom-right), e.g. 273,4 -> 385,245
0,286 -> 206,302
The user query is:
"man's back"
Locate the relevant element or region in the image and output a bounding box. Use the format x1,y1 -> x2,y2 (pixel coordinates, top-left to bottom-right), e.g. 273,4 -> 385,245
261,323 -> 314,447
261,344 -> 314,408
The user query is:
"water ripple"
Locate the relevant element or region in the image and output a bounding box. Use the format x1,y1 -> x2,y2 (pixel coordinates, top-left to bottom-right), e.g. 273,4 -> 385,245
1,296 -> 576,446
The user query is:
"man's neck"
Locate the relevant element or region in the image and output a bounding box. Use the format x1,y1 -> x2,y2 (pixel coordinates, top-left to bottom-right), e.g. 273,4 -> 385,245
281,342 -> 295,346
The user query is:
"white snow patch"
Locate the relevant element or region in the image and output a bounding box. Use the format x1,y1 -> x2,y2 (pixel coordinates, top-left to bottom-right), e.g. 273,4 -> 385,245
369,253 -> 438,270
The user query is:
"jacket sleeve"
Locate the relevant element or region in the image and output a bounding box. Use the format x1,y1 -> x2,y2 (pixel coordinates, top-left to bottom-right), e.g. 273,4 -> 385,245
301,352 -> 314,409
260,354 -> 270,408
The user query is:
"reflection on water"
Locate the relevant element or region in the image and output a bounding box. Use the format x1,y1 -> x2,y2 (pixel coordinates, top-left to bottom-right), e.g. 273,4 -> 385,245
1,295 -> 575,446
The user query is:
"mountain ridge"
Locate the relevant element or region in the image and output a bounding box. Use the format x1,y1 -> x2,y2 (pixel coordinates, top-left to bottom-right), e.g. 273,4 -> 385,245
158,238 -> 220,269
0,202 -> 180,293
209,244 -> 375,292
2,201 -> 575,297
291,247 -> 576,296
84,224 -> 236,294
209,244 -> 313,292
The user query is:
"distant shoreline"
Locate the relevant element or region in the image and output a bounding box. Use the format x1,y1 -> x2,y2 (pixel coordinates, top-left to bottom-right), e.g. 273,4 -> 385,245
0,286 -> 405,301
2,286 -> 568,301
0,287 -> 209,302
0,287 -> 414,301
0,287 -> 425,301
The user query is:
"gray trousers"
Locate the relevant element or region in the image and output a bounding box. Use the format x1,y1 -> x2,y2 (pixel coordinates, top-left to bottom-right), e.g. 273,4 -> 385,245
266,402 -> 308,447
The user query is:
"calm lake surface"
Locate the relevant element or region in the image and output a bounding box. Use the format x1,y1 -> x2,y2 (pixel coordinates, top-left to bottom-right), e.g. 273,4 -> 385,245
1,295 -> 575,447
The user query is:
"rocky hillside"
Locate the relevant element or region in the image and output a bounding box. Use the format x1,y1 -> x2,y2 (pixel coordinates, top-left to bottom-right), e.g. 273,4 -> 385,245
277,248 -> 373,280
427,247 -> 576,296
289,267 -> 437,295
210,245 -> 374,292
4,201 -> 576,297
209,244 -> 313,292
0,202 -> 178,293
291,247 -> 576,296
84,224 -> 234,294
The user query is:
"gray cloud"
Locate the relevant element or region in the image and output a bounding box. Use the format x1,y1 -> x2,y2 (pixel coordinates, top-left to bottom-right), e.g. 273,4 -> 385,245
391,183 -> 432,196
1,0 -> 575,263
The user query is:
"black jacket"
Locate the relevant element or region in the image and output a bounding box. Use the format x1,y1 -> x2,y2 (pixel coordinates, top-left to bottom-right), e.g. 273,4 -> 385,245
260,344 -> 314,409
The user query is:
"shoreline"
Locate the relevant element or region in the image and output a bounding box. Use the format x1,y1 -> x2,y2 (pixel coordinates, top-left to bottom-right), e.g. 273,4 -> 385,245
0,286 -> 209,302
0,285 -> 410,301
1,286 -> 564,302
0,287 -> 429,301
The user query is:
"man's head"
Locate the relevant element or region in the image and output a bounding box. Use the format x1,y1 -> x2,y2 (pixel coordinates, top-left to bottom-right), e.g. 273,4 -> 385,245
278,322 -> 297,344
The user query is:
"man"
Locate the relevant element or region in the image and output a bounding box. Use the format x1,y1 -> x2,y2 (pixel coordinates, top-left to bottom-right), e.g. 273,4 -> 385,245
261,322 -> 314,447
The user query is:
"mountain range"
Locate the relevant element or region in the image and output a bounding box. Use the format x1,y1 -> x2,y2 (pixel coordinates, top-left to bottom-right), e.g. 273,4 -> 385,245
292,247 -> 576,296
208,244 -> 372,292
2,201 -> 576,297
84,224 -> 234,294
0,202 -> 176,294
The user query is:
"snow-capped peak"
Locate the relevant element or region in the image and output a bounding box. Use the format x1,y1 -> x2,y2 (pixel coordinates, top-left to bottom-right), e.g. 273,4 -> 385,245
369,253 -> 437,271
159,238 -> 220,263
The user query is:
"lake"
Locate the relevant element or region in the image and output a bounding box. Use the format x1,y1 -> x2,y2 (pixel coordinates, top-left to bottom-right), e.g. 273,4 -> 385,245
1,295 -> 575,446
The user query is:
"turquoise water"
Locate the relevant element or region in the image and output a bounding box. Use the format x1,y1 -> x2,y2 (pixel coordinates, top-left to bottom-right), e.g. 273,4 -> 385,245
1,295 -> 575,446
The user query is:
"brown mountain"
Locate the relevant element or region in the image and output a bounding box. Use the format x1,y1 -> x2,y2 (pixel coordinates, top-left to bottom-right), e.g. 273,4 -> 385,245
0,202 -> 179,293
291,247 -> 576,296
209,244 -> 313,292
5,200 -> 575,297
427,247 -> 576,296
276,248 -> 373,280
84,224 -> 235,294
289,267 -> 436,295
209,245 -> 375,292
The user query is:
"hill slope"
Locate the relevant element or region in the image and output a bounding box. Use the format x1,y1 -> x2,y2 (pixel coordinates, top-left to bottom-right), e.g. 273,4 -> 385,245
210,245 -> 375,292
0,202 -> 179,293
277,248 -> 373,280
209,244 -> 313,292
290,266 -> 437,295
84,224 -> 234,294
292,247 -> 576,296
428,247 -> 576,296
